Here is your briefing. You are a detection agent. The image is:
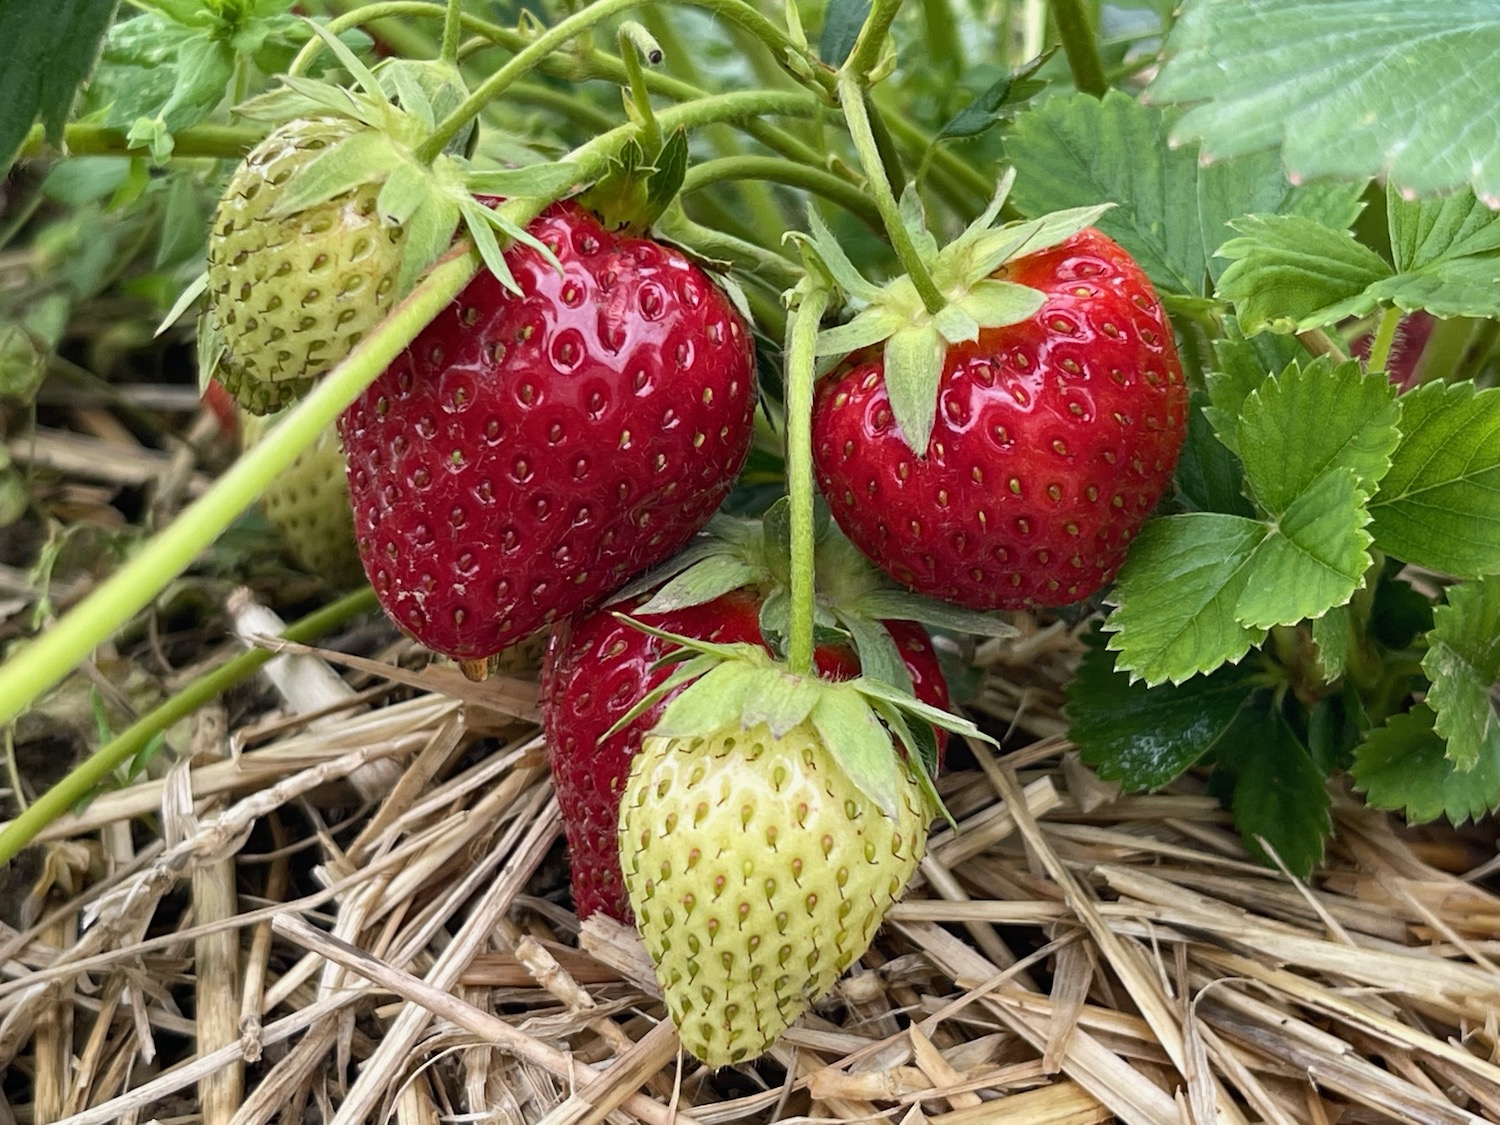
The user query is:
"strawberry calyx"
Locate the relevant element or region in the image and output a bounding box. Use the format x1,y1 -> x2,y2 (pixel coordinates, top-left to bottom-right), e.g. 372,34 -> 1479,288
802,172 -> 1113,454
606,616 -> 988,824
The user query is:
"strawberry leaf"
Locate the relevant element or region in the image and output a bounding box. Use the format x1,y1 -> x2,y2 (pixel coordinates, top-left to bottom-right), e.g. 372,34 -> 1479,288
1201,329 -> 1302,454
1148,0 -> 1500,206
1235,357 -> 1400,515
1218,705 -> 1331,877
1215,214 -> 1392,334
846,590 -> 1017,638
0,0 -> 116,175
1422,578 -> 1500,773
1104,513 -> 1269,685
1363,187 -> 1500,319
1312,607 -> 1350,682
1235,469 -> 1372,631
1067,632 -> 1255,791
1353,706 -> 1500,826
1368,381 -> 1500,578
881,324 -> 946,453
809,685 -> 904,819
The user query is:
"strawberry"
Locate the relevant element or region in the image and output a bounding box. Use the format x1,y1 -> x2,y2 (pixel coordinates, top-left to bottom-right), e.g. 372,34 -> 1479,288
239,410 -> 364,587
338,200 -> 757,674
620,708 -> 932,1066
812,226 -> 1187,611
202,116 -> 408,415
542,586 -> 949,923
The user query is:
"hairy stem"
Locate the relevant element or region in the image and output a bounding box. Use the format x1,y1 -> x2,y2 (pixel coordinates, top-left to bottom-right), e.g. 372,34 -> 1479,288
683,156 -> 882,228
1049,0 -> 1108,97
19,123 -> 260,161
785,284 -> 832,676
1365,306 -> 1401,374
440,0 -> 463,62
844,0 -> 907,81
838,72 -> 945,315
618,22 -> 665,153
0,588 -> 378,865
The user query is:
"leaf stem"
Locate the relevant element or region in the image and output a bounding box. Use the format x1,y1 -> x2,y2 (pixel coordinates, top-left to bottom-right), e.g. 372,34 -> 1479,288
0,588 -> 379,866
837,72 -> 946,315
1365,306 -> 1401,374
1048,0 -> 1108,97
784,283 -> 832,676
683,156 -> 882,228
1296,328 -> 1349,366
18,123 -> 261,161
0,254 -> 476,736
439,0 -> 463,62
618,22 -> 666,153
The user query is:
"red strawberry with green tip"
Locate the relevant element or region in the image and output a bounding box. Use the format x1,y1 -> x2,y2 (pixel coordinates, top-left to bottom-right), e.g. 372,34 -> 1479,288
808,204 -> 1187,610
339,200 -> 757,675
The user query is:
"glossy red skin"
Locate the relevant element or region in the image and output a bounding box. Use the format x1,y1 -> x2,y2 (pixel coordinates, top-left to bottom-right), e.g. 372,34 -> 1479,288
340,202 -> 757,661
540,588 -> 950,922
813,228 -> 1187,611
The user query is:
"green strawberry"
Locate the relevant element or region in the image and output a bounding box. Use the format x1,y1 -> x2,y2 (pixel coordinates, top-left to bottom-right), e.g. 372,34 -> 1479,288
240,407 -> 363,586
620,715 -> 931,1066
203,116 -> 408,415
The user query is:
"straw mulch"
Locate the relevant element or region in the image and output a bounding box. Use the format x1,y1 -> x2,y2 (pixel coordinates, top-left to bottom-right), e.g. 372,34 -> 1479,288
4,598 -> 1500,1125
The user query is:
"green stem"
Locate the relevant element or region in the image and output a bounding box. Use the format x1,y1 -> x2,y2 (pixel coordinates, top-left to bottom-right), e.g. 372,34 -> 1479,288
0,254 -> 476,736
682,156 -> 883,228
440,0 -> 463,62
1049,0 -> 1108,97
920,0 -> 962,74
1296,328 -> 1349,366
784,284 -> 832,676
418,0 -> 825,161
843,0 -> 907,80
618,22 -> 665,153
658,207 -> 803,287
0,588 -> 379,865
19,123 -> 260,161
1365,306 -> 1401,374
837,72 -> 945,315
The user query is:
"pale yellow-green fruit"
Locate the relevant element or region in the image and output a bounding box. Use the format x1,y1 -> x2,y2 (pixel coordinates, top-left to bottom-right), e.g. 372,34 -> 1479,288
204,116 -> 406,415
241,413 -> 363,587
620,721 -> 931,1067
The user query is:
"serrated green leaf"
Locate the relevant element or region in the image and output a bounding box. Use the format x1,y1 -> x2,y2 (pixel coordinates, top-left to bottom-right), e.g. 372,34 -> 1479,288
1368,381 -> 1500,578
1220,706 -> 1331,877
1149,0 -> 1500,206
1202,330 -> 1301,454
268,129 -> 398,216
1352,705 -> 1500,825
1103,513 -> 1269,685
881,324 -> 945,453
1423,578 -> 1500,773
935,51 -> 1052,140
1312,607 -> 1349,682
1067,632 -> 1254,790
739,670 -> 823,738
1236,468 -> 1371,630
0,0 -> 118,174
810,685 -> 902,818
1196,148 -> 1367,286
1215,214 -> 1392,334
1006,91 -> 1203,296
1365,256 -> 1500,321
1236,356 -> 1399,515
1389,186 -> 1500,272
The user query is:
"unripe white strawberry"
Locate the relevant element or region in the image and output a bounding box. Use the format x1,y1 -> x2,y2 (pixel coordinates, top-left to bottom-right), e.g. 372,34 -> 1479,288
620,716 -> 931,1067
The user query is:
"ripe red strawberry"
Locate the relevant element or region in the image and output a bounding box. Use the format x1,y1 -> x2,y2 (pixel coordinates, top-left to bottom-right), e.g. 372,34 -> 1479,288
812,227 -> 1186,611
339,201 -> 756,672
541,587 -> 949,923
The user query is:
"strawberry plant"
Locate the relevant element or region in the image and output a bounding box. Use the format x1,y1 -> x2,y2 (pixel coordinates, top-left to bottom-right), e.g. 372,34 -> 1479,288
4,0 -> 1500,1088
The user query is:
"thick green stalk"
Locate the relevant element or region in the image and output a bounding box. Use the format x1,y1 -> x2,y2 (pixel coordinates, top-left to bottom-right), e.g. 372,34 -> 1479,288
784,285 -> 832,677
843,0 -> 908,81
0,588 -> 379,865
19,123 -> 260,161
439,0 -> 463,62
0,254 -> 475,735
1049,0 -> 1108,97
1365,306 -> 1401,374
837,72 -> 945,315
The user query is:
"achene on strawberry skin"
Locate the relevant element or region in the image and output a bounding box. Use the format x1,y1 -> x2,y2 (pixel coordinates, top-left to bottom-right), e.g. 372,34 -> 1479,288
813,228 -> 1187,611
340,201 -> 757,667
541,587 -> 949,923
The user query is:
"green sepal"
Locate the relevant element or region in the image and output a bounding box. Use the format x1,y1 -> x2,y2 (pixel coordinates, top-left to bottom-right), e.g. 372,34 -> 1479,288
882,323 -> 947,452
800,206 -> 883,304
644,129 -> 690,221
376,161 -> 430,226
865,698 -> 951,826
396,193 -> 461,296
740,669 -> 825,738
652,661 -> 761,739
810,683 -> 906,819
234,78 -> 364,123
301,17 -> 385,105
266,128 -> 398,216
600,649 -> 727,741
847,589 -> 1016,638
463,163 -> 582,198
156,271 -> 208,337
833,610 -> 912,694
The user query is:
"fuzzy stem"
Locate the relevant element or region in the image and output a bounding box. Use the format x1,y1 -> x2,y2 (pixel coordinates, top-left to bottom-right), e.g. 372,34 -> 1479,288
417,0 -> 825,161
784,284 -> 832,677
0,587 -> 378,865
682,156 -> 882,228
618,22 -> 665,153
843,0 -> 907,80
1049,0 -> 1108,97
837,71 -> 945,315
1296,328 -> 1349,366
18,123 -> 260,160
439,0 -> 463,62
658,207 -> 803,286
1365,306 -> 1401,374
0,255 -> 473,737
